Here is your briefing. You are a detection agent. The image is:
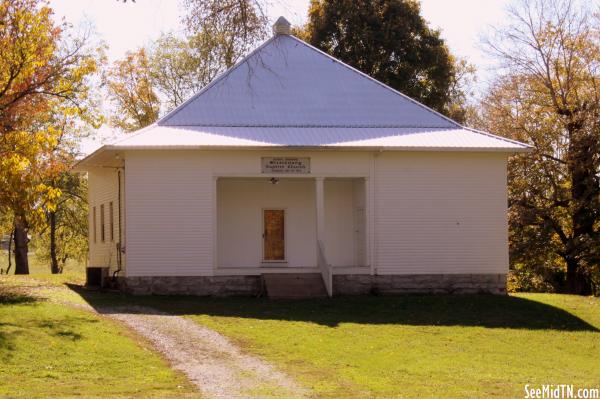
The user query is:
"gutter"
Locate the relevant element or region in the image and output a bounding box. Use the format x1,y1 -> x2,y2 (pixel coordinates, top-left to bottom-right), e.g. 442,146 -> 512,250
112,168 -> 124,280
103,144 -> 533,152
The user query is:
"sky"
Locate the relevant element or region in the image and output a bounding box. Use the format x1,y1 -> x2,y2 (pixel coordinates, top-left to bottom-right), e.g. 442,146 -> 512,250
50,0 -> 509,76
48,0 -> 510,153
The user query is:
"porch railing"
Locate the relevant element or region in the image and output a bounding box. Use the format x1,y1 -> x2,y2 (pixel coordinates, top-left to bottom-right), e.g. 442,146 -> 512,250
317,240 -> 333,297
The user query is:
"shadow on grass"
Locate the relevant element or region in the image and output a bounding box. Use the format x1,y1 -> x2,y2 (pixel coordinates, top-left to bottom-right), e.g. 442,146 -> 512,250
0,329 -> 18,359
37,318 -> 94,341
0,285 -> 39,357
66,283 -> 599,332
0,287 -> 39,305
0,286 -> 95,357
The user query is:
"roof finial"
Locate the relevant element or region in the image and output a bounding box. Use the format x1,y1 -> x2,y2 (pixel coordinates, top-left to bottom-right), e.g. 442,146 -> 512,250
272,16 -> 291,35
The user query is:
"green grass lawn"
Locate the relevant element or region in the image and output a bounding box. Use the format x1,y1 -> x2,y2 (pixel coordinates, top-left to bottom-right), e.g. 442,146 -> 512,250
0,249 -> 86,284
70,283 -> 600,398
2,267 -> 599,398
0,276 -> 200,399
131,293 -> 599,399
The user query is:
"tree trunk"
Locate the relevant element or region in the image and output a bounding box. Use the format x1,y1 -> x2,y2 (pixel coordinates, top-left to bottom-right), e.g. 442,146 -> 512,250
5,227 -> 13,274
565,257 -> 591,295
13,216 -> 29,275
564,119 -> 596,295
49,211 -> 60,274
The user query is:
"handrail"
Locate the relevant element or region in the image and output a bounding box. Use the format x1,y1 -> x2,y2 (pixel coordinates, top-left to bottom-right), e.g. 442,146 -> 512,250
317,240 -> 333,297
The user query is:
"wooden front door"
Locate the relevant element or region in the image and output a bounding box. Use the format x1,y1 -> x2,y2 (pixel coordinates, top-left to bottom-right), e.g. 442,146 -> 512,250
263,209 -> 285,261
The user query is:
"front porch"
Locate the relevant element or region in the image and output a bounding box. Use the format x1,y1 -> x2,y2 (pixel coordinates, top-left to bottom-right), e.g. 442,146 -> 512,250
215,176 -> 370,296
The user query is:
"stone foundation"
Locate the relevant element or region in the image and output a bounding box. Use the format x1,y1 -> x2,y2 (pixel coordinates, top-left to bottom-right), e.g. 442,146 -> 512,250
117,273 -> 506,297
118,276 -> 262,296
333,274 -> 507,296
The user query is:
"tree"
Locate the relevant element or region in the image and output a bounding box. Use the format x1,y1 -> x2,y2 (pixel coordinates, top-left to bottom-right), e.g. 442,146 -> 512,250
146,0 -> 268,112
0,0 -> 101,274
149,31 -> 243,110
0,210 -> 14,274
103,0 -> 270,120
479,0 -> 599,294
303,0 -> 464,118
38,103 -> 97,274
149,34 -> 203,110
37,172 -> 88,274
182,0 -> 268,68
104,48 -> 160,132
446,58 -> 477,125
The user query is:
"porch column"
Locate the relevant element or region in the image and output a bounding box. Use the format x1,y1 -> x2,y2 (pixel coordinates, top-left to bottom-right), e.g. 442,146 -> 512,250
364,176 -> 372,273
212,176 -> 218,271
315,177 -> 325,247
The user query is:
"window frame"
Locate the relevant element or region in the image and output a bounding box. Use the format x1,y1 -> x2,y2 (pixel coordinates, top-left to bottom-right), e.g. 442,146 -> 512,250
100,204 -> 105,243
92,206 -> 97,244
109,201 -> 114,242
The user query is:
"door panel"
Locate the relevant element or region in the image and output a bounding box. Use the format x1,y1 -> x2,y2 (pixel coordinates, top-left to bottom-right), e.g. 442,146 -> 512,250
264,209 -> 285,261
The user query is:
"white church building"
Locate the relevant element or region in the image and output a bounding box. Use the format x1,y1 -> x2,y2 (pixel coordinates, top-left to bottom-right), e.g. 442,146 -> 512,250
76,18 -> 530,298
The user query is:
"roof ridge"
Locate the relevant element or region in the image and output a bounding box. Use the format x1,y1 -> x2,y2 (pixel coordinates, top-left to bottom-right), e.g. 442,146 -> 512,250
286,35 -> 461,128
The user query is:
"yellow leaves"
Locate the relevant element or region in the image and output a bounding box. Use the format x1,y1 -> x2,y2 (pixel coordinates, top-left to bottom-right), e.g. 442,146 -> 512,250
0,0 -> 103,229
0,1 -> 58,94
35,183 -> 62,213
0,130 -> 64,228
0,129 -> 46,179
1,152 -> 31,174
105,48 -> 160,132
71,62 -> 92,82
37,130 -> 57,148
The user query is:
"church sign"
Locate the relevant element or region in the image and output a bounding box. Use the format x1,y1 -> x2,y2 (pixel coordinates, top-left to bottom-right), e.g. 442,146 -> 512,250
261,157 -> 310,174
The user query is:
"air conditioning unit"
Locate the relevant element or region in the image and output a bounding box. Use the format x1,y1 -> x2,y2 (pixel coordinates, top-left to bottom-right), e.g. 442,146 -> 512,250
86,267 -> 110,288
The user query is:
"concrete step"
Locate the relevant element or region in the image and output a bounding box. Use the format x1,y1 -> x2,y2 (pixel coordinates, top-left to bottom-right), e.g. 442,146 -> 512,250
262,273 -> 328,299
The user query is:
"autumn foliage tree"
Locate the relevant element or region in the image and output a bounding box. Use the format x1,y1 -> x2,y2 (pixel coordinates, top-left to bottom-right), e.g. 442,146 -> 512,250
149,33 -> 204,110
105,0 -> 267,124
0,0 -> 101,274
479,0 -> 599,294
104,48 -> 160,132
181,0 -> 268,69
38,171 -> 88,274
39,104 -> 98,273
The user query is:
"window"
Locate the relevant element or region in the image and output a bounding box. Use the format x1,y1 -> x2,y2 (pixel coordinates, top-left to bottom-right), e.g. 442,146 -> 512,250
100,204 -> 105,242
109,202 -> 114,242
92,207 -> 97,243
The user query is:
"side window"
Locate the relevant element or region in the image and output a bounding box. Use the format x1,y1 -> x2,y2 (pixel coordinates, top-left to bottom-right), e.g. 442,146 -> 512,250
109,202 -> 114,242
92,206 -> 97,244
100,204 -> 105,243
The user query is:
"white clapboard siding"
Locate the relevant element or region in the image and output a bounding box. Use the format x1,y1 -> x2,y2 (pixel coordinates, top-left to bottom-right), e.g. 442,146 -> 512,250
324,179 -> 358,267
88,167 -> 123,273
373,152 -> 509,275
120,149 -> 509,277
217,178 -> 317,268
124,151 -> 214,276
353,179 -> 367,266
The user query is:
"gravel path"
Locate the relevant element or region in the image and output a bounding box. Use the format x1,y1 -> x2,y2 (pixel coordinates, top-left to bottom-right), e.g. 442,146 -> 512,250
12,280 -> 306,398
98,305 -> 308,399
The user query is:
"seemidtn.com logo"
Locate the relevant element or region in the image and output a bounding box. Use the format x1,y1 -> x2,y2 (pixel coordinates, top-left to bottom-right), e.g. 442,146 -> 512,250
525,384 -> 600,399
